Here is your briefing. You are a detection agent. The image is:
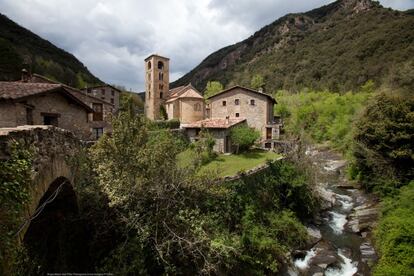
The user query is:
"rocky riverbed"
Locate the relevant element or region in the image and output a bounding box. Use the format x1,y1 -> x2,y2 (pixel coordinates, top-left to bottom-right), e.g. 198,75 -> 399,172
287,147 -> 379,276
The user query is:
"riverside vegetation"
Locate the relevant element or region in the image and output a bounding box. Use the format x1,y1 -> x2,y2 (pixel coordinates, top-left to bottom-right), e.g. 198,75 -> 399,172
6,97 -> 317,275
274,86 -> 414,275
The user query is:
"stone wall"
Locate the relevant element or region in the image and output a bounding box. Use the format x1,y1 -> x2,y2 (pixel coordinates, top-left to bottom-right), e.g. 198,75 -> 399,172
0,125 -> 83,239
180,98 -> 205,124
209,88 -> 273,138
0,93 -> 91,140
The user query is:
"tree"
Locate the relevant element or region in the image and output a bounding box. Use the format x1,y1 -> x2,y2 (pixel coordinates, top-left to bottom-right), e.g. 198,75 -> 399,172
251,74 -> 265,90
204,81 -> 223,99
230,124 -> 261,153
352,92 -> 414,194
90,97 -> 231,273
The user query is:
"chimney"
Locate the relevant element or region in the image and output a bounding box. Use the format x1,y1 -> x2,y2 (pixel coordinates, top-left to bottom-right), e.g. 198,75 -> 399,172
21,69 -> 29,82
225,115 -> 230,125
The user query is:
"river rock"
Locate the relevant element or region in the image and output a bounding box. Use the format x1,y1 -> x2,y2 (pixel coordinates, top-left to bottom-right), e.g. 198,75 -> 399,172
347,204 -> 379,233
360,242 -> 377,264
316,186 -> 336,209
306,226 -> 322,246
309,241 -> 340,267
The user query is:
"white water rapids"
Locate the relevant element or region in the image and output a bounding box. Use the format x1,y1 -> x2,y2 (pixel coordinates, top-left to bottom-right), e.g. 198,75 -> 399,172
325,249 -> 358,276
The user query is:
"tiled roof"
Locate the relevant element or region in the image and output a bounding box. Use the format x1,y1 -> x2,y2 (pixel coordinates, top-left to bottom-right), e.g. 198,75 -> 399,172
166,84 -> 203,103
0,81 -> 62,99
20,73 -> 114,106
206,85 -> 277,104
0,81 -> 94,112
182,118 -> 246,129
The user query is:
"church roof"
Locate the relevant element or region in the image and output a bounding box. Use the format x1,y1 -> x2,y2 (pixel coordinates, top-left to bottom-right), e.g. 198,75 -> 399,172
166,84 -> 203,103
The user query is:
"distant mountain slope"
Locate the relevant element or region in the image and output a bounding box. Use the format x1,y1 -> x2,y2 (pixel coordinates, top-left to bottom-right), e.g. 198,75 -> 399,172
0,13 -> 102,88
172,0 -> 414,93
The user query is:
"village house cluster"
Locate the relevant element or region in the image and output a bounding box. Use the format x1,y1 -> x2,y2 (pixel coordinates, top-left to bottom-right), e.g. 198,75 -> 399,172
144,54 -> 281,153
0,70 -> 120,140
0,54 -> 281,151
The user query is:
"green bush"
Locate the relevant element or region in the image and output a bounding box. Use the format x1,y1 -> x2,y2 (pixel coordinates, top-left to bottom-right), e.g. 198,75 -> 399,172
230,124 -> 261,153
274,89 -> 371,152
374,181 -> 414,276
148,119 -> 180,130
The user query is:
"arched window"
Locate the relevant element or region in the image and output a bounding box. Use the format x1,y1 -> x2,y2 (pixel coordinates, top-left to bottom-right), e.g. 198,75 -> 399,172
158,61 -> 164,70
148,61 -> 152,70
194,103 -> 201,111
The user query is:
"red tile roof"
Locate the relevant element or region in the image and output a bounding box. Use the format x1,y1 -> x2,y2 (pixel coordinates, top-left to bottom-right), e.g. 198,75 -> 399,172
166,84 -> 203,103
0,81 -> 94,112
182,118 -> 246,129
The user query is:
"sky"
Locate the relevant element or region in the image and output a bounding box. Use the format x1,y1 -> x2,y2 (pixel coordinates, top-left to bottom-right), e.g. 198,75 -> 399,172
0,0 -> 413,91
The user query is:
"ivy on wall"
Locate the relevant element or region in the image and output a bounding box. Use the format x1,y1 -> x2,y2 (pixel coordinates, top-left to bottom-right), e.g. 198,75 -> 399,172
0,140 -> 33,274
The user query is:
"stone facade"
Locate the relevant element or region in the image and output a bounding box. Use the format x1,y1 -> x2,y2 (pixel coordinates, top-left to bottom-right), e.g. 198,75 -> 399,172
82,85 -> 121,111
0,125 -> 82,240
144,55 -> 170,120
0,85 -> 92,139
207,86 -> 280,146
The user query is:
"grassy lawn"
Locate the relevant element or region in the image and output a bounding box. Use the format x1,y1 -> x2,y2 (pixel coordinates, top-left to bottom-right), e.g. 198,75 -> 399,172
178,149 -> 281,177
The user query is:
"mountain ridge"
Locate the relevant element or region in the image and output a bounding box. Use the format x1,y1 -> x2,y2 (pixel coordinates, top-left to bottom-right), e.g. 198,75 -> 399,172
0,13 -> 102,88
172,0 -> 414,93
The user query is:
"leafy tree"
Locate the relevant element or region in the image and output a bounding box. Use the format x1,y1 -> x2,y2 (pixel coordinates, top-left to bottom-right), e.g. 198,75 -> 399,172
191,129 -> 216,165
230,124 -> 261,153
352,93 -> 414,194
250,74 -> 265,90
204,81 -> 223,99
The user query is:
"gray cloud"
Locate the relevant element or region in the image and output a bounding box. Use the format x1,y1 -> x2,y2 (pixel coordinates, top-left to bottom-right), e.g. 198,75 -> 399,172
0,0 -> 412,91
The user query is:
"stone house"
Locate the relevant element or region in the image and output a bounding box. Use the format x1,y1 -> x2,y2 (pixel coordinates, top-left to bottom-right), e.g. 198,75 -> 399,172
0,81 -> 93,139
184,118 -> 246,153
82,84 -> 121,111
206,86 -> 280,148
23,73 -> 116,140
165,84 -> 205,124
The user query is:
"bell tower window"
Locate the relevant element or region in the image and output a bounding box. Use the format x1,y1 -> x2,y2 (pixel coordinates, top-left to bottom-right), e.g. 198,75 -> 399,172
158,61 -> 164,70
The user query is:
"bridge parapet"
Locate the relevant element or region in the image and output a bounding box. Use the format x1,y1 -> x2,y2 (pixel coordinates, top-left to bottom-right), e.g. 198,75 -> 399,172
0,125 -> 83,239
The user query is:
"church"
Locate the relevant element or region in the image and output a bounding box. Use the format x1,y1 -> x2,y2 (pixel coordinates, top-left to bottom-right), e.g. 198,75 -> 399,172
144,54 -> 204,124
144,54 -> 281,153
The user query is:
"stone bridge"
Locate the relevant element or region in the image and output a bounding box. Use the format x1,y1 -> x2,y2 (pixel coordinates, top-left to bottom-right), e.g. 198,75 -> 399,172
0,125 -> 83,241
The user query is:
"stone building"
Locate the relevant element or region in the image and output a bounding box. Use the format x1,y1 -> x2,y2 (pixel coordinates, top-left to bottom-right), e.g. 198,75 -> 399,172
82,84 -> 121,111
144,54 -> 170,120
206,86 -> 280,148
144,54 -> 204,124
184,118 -> 246,153
165,84 -> 204,124
0,81 -> 93,139
22,73 -> 116,140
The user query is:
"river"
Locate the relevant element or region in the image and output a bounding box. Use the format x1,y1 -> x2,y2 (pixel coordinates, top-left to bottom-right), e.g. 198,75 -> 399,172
286,147 -> 379,276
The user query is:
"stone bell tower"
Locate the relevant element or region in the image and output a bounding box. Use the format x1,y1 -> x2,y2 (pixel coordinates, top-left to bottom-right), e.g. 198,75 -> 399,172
144,54 -> 170,120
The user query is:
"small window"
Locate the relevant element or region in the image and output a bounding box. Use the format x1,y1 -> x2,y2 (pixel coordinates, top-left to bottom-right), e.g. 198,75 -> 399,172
235,113 -> 240,117
93,128 -> 104,139
160,92 -> 163,99
111,98 -> 114,104
26,108 -> 33,125
42,113 -> 59,126
148,61 -> 152,70
92,103 -> 103,121
158,61 -> 164,70
250,99 -> 255,105
235,99 -> 240,105
111,90 -> 115,96
222,101 -> 226,106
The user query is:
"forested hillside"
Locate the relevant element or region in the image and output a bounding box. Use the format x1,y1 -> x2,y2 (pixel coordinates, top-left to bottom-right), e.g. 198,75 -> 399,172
0,14 -> 102,88
172,0 -> 414,93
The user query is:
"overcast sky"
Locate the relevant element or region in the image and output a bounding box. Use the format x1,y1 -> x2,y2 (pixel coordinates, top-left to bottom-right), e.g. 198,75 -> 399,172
0,0 -> 413,91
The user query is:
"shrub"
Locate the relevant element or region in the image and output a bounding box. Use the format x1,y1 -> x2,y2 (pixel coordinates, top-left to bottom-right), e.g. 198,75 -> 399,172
230,124 -> 261,153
